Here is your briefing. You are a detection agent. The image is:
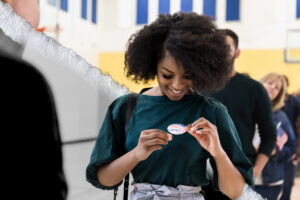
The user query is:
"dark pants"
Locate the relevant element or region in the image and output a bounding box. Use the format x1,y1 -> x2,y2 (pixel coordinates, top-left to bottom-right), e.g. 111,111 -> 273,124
255,185 -> 283,200
280,163 -> 297,200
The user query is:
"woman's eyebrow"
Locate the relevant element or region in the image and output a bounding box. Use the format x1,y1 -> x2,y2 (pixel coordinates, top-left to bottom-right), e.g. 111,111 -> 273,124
162,66 -> 174,73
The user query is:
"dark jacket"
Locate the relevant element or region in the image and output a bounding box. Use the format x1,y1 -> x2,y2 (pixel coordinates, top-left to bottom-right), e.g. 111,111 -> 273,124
261,110 -> 297,185
1,52 -> 68,200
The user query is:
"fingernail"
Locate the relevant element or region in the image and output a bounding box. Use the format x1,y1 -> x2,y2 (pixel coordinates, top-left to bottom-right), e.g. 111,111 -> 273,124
168,134 -> 173,141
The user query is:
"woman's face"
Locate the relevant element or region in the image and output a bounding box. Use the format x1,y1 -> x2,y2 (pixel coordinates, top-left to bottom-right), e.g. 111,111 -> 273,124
263,78 -> 282,101
156,52 -> 193,101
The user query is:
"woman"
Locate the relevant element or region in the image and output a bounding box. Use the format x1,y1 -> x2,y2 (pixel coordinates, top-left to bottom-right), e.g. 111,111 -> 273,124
254,73 -> 297,200
86,12 -> 253,200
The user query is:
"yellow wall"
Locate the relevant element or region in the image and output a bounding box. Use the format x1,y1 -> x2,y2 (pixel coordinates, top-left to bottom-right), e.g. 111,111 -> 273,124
99,52 -> 156,92
99,49 -> 300,93
235,49 -> 300,93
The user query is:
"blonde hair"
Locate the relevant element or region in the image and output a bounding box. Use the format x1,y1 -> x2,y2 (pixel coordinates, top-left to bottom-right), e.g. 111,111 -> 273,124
259,73 -> 287,111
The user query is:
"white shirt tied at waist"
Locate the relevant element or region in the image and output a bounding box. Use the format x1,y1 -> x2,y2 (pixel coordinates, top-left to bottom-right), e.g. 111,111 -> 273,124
131,183 -> 204,200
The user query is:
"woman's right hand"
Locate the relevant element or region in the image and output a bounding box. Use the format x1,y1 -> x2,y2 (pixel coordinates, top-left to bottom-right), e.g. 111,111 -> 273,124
133,129 -> 172,161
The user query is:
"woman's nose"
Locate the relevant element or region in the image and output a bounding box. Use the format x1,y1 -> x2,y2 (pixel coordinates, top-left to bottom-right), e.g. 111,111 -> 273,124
172,78 -> 183,90
270,84 -> 276,90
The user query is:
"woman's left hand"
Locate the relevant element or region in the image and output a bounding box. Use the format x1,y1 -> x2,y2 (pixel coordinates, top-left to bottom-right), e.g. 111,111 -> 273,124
186,117 -> 224,158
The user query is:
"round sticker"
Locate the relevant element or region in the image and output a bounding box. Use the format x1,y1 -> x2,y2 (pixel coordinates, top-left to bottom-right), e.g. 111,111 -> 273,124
167,124 -> 186,135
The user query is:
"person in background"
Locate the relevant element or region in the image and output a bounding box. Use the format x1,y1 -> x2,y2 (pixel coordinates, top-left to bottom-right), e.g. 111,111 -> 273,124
1,0 -> 68,199
254,73 -> 297,200
86,12 -> 253,200
295,89 -> 300,98
207,29 -> 277,199
1,51 -> 68,200
280,75 -> 300,200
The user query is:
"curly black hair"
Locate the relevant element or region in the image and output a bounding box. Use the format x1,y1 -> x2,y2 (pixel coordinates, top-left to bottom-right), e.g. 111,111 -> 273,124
124,12 -> 231,93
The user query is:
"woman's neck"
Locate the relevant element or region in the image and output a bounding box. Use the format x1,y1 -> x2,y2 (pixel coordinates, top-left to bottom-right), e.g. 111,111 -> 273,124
142,86 -> 163,96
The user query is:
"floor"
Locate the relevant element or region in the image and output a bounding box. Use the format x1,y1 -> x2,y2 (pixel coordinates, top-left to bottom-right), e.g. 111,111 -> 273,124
63,141 -> 300,200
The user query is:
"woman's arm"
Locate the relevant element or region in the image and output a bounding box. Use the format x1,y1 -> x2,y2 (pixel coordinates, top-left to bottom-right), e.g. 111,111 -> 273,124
213,149 -> 245,199
187,118 -> 245,199
97,129 -> 172,186
253,153 -> 269,179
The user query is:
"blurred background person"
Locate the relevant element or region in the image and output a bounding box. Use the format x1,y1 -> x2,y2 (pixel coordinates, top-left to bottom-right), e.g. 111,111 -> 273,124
207,29 -> 276,199
281,75 -> 300,200
1,0 -> 68,199
1,51 -> 68,200
254,73 -> 297,200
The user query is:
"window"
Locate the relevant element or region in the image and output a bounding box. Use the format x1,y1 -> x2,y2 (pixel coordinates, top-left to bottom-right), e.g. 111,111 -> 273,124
81,0 -> 97,24
226,0 -> 240,21
81,0 -> 87,19
60,0 -> 68,12
181,0 -> 193,12
137,0 -> 148,24
159,0 -> 170,14
297,0 -> 300,19
91,0 -> 97,24
203,0 -> 216,19
47,0 -> 57,6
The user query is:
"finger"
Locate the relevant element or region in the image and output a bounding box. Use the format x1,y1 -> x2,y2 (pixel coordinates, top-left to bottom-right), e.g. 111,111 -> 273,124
148,145 -> 163,152
141,130 -> 169,140
196,128 -> 211,135
191,117 -> 206,127
143,138 -> 169,146
190,121 -> 209,133
141,129 -> 170,135
191,118 -> 215,129
141,129 -> 162,135
186,124 -> 192,131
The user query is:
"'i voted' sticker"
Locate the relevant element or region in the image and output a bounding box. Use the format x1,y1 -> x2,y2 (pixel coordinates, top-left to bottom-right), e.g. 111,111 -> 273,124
167,124 -> 186,135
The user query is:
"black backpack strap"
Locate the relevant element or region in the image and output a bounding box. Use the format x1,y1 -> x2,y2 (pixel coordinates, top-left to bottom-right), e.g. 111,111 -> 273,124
112,93 -> 137,200
113,93 -> 138,200
123,93 -> 138,200
125,93 -> 138,135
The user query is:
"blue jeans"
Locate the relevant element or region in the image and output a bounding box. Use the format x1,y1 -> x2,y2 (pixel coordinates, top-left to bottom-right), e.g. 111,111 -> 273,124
255,185 -> 283,200
280,163 -> 297,200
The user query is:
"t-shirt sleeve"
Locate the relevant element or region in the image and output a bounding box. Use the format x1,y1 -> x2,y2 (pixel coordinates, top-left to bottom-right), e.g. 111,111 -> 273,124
86,95 -> 129,190
254,83 -> 277,157
210,105 -> 254,190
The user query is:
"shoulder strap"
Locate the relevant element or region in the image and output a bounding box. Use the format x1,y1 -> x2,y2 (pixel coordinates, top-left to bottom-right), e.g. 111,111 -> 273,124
113,93 -> 138,200
123,93 -> 138,200
125,93 -> 138,135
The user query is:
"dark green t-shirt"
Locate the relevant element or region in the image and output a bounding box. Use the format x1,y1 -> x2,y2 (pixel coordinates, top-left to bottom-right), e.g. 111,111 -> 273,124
86,93 -> 253,190
211,73 -> 276,163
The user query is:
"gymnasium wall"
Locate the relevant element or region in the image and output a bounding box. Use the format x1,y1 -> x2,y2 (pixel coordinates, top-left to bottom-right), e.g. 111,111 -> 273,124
98,50 -> 300,93
40,0 -> 300,93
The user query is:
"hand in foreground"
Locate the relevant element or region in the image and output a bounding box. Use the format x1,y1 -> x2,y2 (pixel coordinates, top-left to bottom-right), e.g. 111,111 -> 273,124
186,117 -> 224,158
133,129 -> 172,161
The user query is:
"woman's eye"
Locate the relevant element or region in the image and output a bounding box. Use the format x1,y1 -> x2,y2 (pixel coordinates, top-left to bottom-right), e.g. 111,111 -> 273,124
163,74 -> 173,79
184,75 -> 192,80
